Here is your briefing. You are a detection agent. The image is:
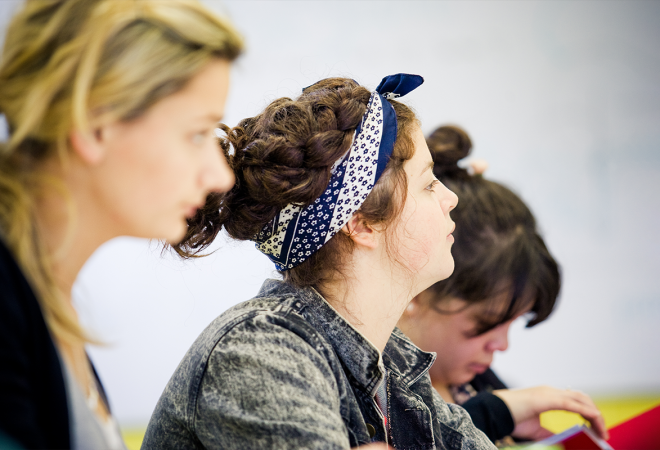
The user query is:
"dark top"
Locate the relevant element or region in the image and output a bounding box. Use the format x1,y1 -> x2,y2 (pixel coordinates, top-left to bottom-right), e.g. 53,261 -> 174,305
458,369 -> 515,443
143,279 -> 495,450
0,239 -> 71,449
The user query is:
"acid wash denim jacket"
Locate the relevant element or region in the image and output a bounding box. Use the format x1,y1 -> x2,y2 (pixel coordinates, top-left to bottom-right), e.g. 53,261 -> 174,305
142,279 -> 495,450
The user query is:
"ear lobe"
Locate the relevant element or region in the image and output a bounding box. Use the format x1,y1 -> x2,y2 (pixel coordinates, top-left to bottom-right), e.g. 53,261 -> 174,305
404,295 -> 421,316
342,214 -> 379,249
69,127 -> 106,166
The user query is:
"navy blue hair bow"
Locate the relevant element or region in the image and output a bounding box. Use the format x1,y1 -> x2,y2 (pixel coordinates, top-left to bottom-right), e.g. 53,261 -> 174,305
254,74 -> 424,270
376,73 -> 424,100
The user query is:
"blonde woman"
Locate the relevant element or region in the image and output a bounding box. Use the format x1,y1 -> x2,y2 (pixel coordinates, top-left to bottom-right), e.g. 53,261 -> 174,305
0,0 -> 242,448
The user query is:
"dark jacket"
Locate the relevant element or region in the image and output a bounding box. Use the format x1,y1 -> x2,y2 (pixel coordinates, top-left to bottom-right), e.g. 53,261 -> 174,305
142,279 -> 495,450
460,370 -> 515,443
0,240 -> 70,449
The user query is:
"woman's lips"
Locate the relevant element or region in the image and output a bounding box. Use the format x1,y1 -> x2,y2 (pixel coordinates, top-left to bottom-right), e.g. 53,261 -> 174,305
184,204 -> 203,219
468,363 -> 490,374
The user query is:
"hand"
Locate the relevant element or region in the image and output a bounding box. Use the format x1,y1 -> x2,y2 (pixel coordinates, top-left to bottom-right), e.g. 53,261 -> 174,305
493,386 -> 608,442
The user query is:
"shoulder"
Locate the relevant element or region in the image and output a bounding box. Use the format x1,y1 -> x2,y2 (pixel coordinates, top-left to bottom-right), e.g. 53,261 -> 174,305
0,241 -> 70,449
145,287 -> 346,449
154,286 -> 340,407
0,241 -> 36,328
0,239 -> 49,350
201,297 -> 342,398
190,290 -> 334,369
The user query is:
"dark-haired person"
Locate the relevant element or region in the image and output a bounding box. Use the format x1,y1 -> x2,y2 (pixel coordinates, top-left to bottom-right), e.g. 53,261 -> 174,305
143,76 -> 496,449
398,125 -> 608,445
0,0 -> 242,448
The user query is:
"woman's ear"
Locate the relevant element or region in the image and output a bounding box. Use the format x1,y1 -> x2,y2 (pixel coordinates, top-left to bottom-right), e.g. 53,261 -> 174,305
405,294 -> 422,317
342,214 -> 379,249
69,127 -> 106,166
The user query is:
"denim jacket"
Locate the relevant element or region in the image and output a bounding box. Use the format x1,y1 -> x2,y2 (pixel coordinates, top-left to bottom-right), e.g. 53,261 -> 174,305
142,279 -> 495,450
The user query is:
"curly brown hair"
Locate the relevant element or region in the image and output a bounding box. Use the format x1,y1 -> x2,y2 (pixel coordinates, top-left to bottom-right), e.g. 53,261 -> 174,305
175,77 -> 418,293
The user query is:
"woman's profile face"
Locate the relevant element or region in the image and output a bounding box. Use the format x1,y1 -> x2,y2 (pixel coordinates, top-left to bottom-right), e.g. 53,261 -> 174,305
412,296 -> 520,387
393,125 -> 458,290
86,59 -> 234,243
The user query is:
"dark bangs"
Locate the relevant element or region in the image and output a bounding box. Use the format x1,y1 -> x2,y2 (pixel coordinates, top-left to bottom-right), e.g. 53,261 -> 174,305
426,177 -> 561,335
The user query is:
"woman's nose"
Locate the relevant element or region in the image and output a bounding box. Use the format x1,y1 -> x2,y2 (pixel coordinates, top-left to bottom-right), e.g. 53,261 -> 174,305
200,143 -> 235,194
485,324 -> 510,353
439,182 -> 459,213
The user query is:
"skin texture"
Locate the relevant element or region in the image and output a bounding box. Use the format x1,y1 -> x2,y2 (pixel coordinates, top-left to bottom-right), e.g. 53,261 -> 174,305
39,59 -> 235,295
392,127 -> 458,289
399,296 -> 608,441
494,386 -> 608,441
75,59 -> 235,243
325,124 -> 458,352
34,59 -> 236,421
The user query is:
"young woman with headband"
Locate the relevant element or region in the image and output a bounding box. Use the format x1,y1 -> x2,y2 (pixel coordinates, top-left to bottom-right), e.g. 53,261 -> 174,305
143,75 -> 496,449
0,0 -> 242,448
398,125 -> 607,445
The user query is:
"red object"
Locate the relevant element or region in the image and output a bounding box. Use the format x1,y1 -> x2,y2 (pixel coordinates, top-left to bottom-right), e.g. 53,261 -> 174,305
539,404 -> 660,449
562,430 -> 606,450
536,424 -> 612,449
607,404 -> 660,450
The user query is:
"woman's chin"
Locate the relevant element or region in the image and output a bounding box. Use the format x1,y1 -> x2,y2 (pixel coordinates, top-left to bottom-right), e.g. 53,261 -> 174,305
145,222 -> 187,245
452,366 -> 488,385
467,363 -> 490,376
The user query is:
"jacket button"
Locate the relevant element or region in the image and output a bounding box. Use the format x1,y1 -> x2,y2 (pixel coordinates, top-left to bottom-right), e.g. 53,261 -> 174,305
366,423 -> 376,438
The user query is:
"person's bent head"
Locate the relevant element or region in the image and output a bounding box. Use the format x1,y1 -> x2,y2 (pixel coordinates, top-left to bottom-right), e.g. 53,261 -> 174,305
0,0 -> 243,343
178,76 -> 458,301
399,125 -> 560,387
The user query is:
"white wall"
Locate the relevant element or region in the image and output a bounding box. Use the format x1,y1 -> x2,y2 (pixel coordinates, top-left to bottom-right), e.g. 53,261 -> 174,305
1,0 -> 659,427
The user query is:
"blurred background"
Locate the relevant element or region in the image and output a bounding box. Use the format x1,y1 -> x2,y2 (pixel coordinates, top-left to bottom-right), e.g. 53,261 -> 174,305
2,0 -> 659,446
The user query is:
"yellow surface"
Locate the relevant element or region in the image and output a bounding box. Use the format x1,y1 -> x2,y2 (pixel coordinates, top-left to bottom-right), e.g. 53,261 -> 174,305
121,429 -> 145,450
120,395 -> 660,450
540,395 -> 660,434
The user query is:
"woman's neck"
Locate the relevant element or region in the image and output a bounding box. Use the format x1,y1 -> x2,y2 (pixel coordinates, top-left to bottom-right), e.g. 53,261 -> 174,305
432,381 -> 455,403
34,159 -> 115,301
321,248 -> 415,353
34,159 -> 113,421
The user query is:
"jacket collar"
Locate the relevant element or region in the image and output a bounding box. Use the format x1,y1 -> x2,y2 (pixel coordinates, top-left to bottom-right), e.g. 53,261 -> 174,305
257,279 -> 435,394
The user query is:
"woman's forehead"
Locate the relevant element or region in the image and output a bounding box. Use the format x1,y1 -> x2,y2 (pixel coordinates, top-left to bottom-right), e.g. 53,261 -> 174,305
467,291 -> 533,324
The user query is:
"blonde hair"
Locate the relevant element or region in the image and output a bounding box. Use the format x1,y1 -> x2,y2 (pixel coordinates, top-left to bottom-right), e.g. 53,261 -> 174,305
0,0 -> 243,345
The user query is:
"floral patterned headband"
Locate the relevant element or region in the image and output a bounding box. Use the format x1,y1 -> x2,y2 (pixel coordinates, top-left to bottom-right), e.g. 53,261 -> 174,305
253,73 -> 424,270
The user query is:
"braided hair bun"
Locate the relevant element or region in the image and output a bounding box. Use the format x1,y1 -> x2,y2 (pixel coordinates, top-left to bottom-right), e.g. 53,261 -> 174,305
176,78 -> 375,254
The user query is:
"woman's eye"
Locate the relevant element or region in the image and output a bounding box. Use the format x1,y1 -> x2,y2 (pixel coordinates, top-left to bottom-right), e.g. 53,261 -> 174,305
426,180 -> 440,192
463,328 -> 480,339
191,131 -> 208,145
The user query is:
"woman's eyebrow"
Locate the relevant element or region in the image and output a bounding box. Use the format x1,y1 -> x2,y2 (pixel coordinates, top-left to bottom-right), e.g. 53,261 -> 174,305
420,161 -> 434,176
192,113 -> 224,124
471,308 -> 505,323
